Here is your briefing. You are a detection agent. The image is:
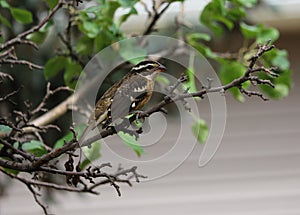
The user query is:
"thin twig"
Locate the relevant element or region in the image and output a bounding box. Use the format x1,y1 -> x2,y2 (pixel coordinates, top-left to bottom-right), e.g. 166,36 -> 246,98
143,1 -> 171,35
0,0 -> 64,51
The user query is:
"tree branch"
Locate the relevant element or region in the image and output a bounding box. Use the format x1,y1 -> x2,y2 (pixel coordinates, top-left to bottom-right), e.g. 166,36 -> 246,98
0,0 -> 64,52
143,0 -> 171,35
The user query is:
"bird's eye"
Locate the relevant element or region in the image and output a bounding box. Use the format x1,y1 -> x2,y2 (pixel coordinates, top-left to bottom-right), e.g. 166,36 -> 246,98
146,65 -> 154,70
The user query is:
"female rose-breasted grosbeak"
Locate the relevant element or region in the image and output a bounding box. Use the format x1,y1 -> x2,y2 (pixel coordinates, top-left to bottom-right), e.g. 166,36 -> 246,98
79,60 -> 166,143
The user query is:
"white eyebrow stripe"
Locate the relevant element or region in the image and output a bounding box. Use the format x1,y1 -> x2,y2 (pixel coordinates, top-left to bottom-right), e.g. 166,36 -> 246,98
132,63 -> 156,71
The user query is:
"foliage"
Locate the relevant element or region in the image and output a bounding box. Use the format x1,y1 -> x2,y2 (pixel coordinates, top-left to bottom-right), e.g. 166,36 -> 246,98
188,0 -> 291,102
0,0 -> 293,213
0,0 -> 292,168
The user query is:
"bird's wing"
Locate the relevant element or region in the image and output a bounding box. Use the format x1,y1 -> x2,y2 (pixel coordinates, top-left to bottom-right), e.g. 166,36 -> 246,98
110,75 -> 150,123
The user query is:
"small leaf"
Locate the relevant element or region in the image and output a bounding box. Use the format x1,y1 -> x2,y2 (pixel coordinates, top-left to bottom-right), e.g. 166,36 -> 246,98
0,0 -> 10,8
64,60 -> 82,89
75,36 -> 94,55
263,49 -> 290,71
165,0 -> 185,2
82,21 -> 100,38
0,14 -> 12,28
240,22 -> 260,39
104,1 -> 120,19
156,74 -> 170,85
94,31 -> 115,53
0,125 -> 12,133
26,31 -> 47,44
187,32 -> 211,42
26,20 -> 53,44
80,141 -> 101,170
54,125 -> 85,149
186,34 -> 216,59
118,131 -> 144,157
45,0 -> 58,10
192,118 -> 209,143
3,167 -> 19,175
235,0 -> 257,7
259,83 -> 289,100
44,56 -> 68,79
118,0 -> 139,6
227,7 -> 246,20
183,67 -> 198,96
21,140 -> 47,157
257,26 -> 279,44
116,7 -> 137,27
200,0 -> 234,36
10,7 -> 33,24
219,60 -> 248,102
240,23 -> 279,43
119,40 -> 147,64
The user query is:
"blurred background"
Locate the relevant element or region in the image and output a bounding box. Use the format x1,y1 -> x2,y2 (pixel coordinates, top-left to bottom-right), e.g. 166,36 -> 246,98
1,0 -> 300,214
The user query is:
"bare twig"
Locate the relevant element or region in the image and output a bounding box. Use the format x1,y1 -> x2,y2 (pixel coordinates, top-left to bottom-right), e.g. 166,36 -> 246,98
0,0 -> 64,51
143,1 -> 171,35
31,83 -> 72,115
0,59 -> 44,70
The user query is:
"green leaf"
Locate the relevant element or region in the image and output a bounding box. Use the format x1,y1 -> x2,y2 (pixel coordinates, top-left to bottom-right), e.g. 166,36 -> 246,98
240,22 -> 260,39
259,47 -> 292,100
259,83 -> 289,100
119,40 -> 147,64
43,56 -> 68,79
104,1 -> 120,19
118,0 -> 139,6
165,0 -> 185,2
275,69 -> 292,89
26,31 -> 47,44
156,74 -> 170,85
240,23 -> 279,43
257,26 -> 279,44
219,60 -> 249,102
80,141 -> 101,170
200,0 -> 234,36
0,125 -> 12,133
182,54 -> 199,99
118,131 -> 144,157
235,0 -> 257,7
3,167 -> 19,175
0,0 -> 10,8
263,49 -> 290,71
94,31 -> 114,52
75,36 -> 94,55
186,33 -> 216,59
192,43 -> 216,59
45,0 -> 58,10
64,60 -> 82,89
116,7 -> 137,27
187,32 -> 211,42
0,14 -> 12,28
192,118 -> 209,143
183,67 -> 197,94
21,140 -> 47,157
54,125 -> 85,149
115,0 -> 139,26
82,21 -> 100,38
227,7 -> 246,20
26,20 -> 53,44
10,7 -> 33,24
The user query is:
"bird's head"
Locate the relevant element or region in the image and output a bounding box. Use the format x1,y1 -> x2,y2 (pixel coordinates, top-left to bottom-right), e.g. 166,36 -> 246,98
131,60 -> 166,76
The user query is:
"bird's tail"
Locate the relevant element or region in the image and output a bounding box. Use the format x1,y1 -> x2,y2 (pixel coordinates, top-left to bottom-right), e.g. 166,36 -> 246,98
78,124 -> 93,146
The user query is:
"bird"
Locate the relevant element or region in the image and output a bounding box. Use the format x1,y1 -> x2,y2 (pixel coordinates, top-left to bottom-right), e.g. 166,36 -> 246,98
79,60 -> 167,144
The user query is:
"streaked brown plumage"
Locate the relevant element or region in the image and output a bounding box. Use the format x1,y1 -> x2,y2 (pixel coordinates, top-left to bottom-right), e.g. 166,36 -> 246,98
79,60 -> 166,143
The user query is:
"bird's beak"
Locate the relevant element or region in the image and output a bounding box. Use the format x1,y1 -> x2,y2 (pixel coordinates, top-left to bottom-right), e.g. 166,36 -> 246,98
158,63 -> 166,72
